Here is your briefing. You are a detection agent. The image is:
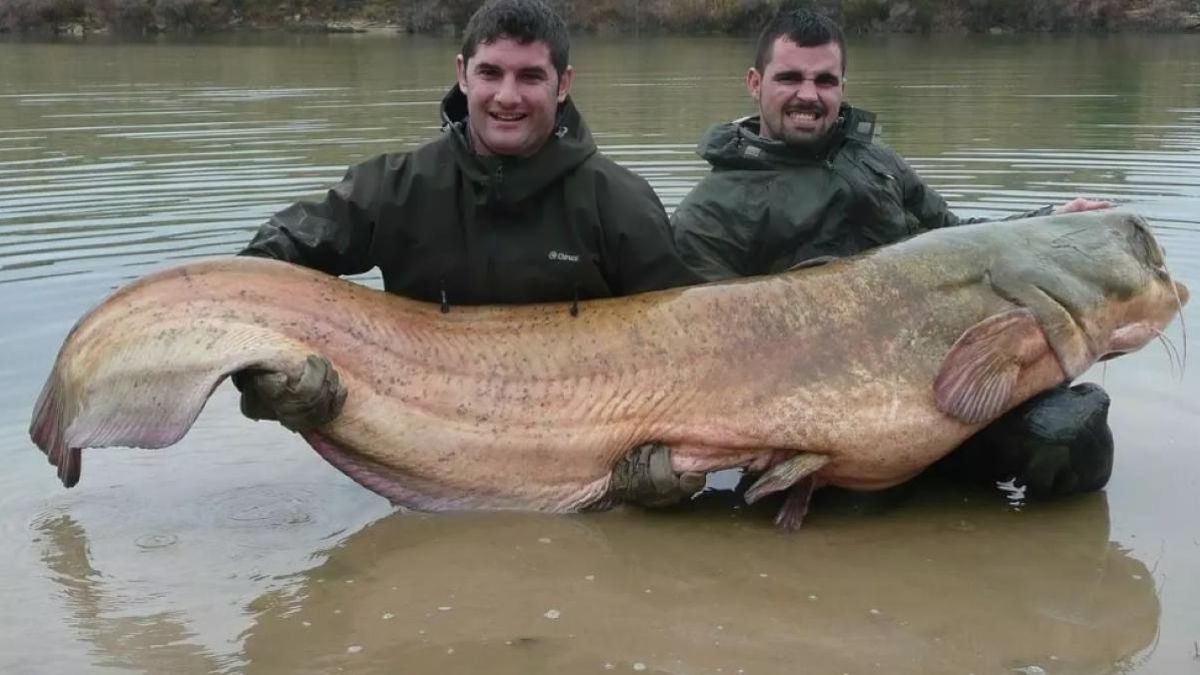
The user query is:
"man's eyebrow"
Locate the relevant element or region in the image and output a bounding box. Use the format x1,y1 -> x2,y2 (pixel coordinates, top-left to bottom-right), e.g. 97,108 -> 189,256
774,67 -> 837,78
471,61 -> 549,76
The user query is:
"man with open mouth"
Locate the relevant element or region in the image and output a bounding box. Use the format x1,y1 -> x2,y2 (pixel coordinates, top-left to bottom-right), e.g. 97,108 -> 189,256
671,8 -> 1117,501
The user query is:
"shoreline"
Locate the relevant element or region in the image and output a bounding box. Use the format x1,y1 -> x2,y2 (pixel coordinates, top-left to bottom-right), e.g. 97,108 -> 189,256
3,3 -> 1199,39
6,20 -> 1200,39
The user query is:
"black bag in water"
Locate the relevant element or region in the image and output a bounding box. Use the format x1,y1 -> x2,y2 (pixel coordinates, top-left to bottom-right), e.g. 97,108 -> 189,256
939,382 -> 1114,498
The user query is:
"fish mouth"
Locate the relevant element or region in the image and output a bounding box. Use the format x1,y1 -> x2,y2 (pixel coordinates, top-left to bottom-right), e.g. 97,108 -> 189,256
1097,279 -> 1189,361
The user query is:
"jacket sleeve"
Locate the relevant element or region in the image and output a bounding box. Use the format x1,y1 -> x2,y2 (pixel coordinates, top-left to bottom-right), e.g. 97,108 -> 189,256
891,149 -> 1054,229
239,154 -> 399,276
599,168 -> 706,295
887,150 -> 973,231
669,176 -> 754,282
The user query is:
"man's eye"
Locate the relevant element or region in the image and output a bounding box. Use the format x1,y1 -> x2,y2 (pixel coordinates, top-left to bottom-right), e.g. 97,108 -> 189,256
816,74 -> 841,87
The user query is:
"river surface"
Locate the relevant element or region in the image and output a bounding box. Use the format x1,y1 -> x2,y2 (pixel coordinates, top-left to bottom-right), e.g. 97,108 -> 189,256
1,33 -> 1198,675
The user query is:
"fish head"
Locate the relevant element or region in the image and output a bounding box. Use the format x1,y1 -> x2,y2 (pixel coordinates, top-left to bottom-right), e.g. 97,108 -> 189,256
1092,213 -> 1188,361
1024,210 -> 1188,369
936,212 -> 1188,427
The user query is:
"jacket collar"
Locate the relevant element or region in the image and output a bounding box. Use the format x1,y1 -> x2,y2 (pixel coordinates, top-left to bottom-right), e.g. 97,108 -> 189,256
698,104 -> 878,169
437,85 -> 596,206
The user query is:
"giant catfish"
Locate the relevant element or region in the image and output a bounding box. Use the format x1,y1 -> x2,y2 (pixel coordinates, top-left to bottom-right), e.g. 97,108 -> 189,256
29,211 -> 1189,529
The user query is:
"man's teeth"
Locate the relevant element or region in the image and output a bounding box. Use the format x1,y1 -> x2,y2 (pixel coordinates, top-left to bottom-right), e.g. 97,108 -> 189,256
787,111 -> 819,120
491,112 -> 525,121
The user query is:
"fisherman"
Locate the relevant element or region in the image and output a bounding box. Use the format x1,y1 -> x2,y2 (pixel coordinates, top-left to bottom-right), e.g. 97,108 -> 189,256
671,8 -> 1117,498
235,0 -> 705,507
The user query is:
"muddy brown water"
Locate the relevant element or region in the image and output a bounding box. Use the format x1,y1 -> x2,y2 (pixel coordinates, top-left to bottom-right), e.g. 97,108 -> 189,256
1,34 -> 1198,674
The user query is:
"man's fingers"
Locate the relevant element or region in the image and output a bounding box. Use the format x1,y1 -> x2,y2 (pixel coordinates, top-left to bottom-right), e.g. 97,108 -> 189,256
1055,198 -> 1113,214
647,442 -> 677,493
240,391 -> 276,421
292,355 -> 331,399
609,443 -> 705,507
237,356 -> 347,431
252,371 -> 290,400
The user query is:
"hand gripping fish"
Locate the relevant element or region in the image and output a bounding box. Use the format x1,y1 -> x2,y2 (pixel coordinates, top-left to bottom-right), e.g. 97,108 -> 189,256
29,211 -> 1189,529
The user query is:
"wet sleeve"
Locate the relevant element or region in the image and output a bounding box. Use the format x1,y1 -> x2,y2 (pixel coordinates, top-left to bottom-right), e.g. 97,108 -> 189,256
891,152 -> 974,230
894,151 -> 1054,228
670,178 -> 753,282
239,154 -> 398,277
602,175 -> 705,295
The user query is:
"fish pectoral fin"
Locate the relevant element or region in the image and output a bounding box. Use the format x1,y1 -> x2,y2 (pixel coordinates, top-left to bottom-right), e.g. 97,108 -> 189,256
934,308 -> 1051,425
744,452 -> 830,504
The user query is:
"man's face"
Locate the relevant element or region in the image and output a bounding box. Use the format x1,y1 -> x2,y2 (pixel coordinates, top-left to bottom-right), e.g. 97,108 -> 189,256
747,37 -> 845,147
456,37 -> 573,158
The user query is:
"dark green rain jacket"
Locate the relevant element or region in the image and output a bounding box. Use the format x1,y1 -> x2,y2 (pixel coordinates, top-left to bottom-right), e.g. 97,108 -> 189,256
241,86 -> 701,305
671,105 -> 1052,281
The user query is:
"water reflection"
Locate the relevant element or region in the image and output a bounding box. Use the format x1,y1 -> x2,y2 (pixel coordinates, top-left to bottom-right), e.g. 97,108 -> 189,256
38,489 -> 1159,674
36,515 -> 229,675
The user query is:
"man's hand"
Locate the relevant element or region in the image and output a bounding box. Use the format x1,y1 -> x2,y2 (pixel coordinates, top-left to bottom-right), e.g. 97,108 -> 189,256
610,443 -> 706,508
1054,197 -> 1112,214
233,355 -> 347,432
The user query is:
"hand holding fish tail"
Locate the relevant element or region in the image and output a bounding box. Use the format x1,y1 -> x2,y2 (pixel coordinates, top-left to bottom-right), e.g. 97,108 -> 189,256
235,354 -> 347,432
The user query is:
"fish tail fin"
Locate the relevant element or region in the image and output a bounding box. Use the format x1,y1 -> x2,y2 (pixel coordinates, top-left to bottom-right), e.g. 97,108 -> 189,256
27,258 -> 324,489
29,345 -> 272,489
30,368 -> 81,487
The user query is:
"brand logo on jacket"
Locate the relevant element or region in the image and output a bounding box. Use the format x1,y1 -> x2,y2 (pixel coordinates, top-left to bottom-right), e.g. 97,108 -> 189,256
548,251 -> 580,262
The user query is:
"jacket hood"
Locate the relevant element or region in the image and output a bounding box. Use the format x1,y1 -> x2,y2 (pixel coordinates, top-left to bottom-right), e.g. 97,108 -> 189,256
439,85 -> 597,205
696,104 -> 879,170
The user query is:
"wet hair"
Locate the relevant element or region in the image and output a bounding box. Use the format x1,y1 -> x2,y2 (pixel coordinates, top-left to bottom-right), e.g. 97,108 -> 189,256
460,0 -> 570,77
753,9 -> 846,74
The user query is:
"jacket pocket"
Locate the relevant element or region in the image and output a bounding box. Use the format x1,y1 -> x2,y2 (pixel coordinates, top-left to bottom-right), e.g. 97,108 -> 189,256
856,157 -> 915,241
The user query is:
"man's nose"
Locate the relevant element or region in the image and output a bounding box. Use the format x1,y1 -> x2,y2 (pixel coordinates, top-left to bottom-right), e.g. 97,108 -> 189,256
495,75 -> 520,105
792,78 -> 819,100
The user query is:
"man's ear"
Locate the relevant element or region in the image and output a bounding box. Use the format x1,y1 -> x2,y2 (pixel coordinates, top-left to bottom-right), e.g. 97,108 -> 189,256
456,54 -> 468,94
556,65 -> 575,103
746,67 -> 762,103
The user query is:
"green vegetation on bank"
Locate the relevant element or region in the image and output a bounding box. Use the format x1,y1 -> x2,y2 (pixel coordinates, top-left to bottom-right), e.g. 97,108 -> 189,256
3,0 -> 1199,37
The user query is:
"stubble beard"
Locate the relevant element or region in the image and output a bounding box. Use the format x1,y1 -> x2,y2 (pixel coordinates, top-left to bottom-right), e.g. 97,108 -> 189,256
774,114 -> 830,152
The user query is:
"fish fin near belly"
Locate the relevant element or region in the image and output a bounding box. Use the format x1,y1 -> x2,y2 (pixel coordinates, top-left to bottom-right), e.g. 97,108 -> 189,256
741,453 -> 828,532
933,308 -> 1052,425
743,452 -> 830,504
774,477 -> 818,532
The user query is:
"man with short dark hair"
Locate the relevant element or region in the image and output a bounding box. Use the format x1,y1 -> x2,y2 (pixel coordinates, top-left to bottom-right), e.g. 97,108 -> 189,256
672,9 -> 1115,498
236,0 -> 705,507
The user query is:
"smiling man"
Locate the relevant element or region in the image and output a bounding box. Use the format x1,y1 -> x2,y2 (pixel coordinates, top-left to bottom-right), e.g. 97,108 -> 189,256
236,0 -> 705,507
671,9 -> 1116,500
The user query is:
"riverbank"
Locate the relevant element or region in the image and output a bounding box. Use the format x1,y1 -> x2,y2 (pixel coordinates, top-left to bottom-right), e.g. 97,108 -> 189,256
3,0 -> 1199,38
